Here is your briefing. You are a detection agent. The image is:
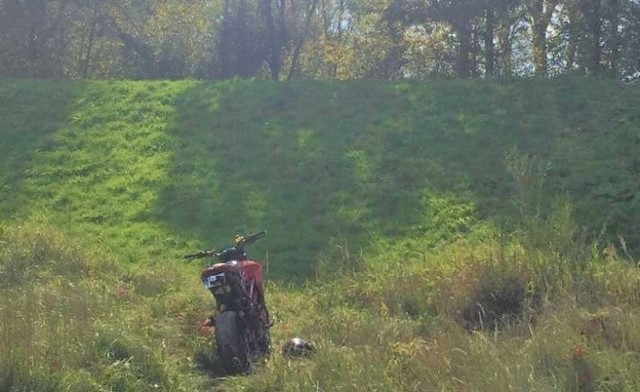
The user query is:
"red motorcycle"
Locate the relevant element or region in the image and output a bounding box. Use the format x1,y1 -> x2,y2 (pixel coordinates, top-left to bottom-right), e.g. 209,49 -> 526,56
185,231 -> 271,374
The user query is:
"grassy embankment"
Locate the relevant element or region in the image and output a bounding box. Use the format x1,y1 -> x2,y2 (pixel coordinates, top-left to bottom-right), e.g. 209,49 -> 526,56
1,78 -> 639,391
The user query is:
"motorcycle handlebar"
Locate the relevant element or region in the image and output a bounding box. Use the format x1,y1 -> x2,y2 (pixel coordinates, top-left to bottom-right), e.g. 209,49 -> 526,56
183,250 -> 215,260
235,230 -> 267,247
183,230 -> 266,260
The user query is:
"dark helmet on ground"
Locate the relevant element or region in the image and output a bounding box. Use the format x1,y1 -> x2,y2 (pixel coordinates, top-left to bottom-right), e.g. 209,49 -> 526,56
282,337 -> 315,358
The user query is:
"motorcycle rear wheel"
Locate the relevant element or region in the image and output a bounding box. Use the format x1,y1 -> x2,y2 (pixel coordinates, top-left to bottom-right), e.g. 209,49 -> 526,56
214,311 -> 251,374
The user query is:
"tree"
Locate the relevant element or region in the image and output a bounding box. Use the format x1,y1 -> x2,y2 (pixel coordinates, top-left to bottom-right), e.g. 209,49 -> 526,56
581,0 -> 603,74
260,0 -> 289,79
617,0 -> 640,80
483,0 -> 520,77
384,0 -> 521,78
1,0 -> 639,80
429,0 -> 486,78
525,0 -> 560,76
145,0 -> 215,78
216,0 -> 263,78
0,0 -> 72,77
603,0 -> 621,74
286,0 -> 319,79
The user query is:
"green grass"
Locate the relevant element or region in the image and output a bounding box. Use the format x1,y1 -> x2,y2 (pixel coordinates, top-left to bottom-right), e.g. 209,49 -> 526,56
1,78 -> 640,390
1,78 -> 639,273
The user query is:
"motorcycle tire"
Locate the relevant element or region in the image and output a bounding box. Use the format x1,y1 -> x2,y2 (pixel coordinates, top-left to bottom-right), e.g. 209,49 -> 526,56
260,327 -> 271,355
214,311 -> 252,374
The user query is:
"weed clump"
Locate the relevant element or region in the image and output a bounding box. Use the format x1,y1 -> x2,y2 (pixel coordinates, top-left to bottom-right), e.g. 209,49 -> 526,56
418,241 -> 544,332
459,265 -> 537,331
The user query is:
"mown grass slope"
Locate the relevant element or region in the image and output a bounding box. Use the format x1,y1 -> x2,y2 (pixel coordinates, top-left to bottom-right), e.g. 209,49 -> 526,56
1,78 -> 639,391
2,78 -> 639,274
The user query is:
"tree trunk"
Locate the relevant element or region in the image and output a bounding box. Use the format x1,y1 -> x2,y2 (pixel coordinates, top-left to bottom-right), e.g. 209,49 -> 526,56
263,0 -> 290,80
581,0 -> 602,75
287,0 -> 318,79
565,0 -> 580,72
485,5 -> 495,77
82,11 -> 98,78
532,18 -> 548,76
527,0 -> 559,77
607,0 -> 621,74
263,0 -> 280,79
498,24 -> 513,76
458,22 -> 473,78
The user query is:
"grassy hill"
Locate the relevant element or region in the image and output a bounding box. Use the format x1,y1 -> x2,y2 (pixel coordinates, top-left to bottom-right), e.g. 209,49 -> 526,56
1,78 -> 640,391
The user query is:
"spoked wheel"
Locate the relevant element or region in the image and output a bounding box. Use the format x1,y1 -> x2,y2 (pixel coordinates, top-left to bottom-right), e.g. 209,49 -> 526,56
214,311 -> 252,374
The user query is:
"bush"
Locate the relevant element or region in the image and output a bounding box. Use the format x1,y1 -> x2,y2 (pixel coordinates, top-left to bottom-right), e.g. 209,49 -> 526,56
459,264 -> 534,331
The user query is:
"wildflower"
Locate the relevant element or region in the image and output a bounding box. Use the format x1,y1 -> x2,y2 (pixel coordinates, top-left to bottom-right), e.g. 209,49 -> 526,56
578,370 -> 595,386
115,282 -> 130,299
198,323 -> 213,336
571,345 -> 584,360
